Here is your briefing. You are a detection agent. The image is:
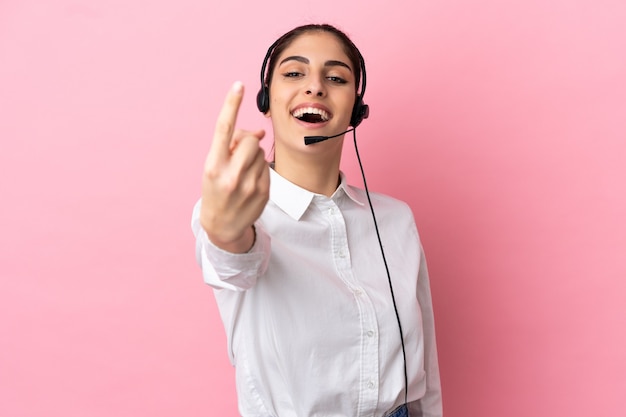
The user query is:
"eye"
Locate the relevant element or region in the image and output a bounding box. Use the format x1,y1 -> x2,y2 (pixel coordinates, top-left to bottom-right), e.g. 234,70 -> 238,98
327,76 -> 347,84
283,71 -> 303,78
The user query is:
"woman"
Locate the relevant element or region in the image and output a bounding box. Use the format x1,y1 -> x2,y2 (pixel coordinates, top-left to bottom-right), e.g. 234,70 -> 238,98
192,24 -> 442,417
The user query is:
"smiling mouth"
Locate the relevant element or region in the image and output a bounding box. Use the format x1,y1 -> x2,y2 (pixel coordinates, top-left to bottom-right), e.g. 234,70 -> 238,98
291,107 -> 331,123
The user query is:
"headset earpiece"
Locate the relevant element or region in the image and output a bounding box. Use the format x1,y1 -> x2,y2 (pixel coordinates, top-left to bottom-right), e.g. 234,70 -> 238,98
350,95 -> 370,127
257,85 -> 270,114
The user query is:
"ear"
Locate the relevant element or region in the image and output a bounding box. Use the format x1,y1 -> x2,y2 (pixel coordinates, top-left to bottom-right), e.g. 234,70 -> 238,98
264,109 -> 271,118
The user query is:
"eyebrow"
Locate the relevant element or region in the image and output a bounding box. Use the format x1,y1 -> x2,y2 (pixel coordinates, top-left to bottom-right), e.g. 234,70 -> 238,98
279,55 -> 352,72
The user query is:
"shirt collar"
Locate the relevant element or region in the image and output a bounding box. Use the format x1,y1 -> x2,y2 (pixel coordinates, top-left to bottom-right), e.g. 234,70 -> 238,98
269,167 -> 365,221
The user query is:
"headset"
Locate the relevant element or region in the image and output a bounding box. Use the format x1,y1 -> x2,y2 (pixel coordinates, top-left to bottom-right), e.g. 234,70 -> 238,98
256,38 -> 370,128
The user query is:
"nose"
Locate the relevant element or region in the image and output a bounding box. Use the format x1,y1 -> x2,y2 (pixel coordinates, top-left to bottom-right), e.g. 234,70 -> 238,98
305,73 -> 326,97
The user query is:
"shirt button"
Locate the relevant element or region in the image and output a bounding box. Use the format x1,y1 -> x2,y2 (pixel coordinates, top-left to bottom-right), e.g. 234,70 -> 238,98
328,207 -> 335,215
354,289 -> 363,296
338,250 -> 346,258
368,380 -> 376,389
367,330 -> 375,337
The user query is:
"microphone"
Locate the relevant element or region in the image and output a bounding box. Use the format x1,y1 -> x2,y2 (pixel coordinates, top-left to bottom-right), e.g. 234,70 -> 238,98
304,128 -> 355,145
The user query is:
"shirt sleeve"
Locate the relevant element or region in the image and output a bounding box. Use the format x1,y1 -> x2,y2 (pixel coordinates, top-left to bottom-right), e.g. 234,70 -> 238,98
191,199 -> 270,291
411,241 -> 443,417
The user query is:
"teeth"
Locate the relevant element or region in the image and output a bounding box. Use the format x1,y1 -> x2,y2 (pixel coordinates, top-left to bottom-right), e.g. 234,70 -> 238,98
291,107 -> 330,121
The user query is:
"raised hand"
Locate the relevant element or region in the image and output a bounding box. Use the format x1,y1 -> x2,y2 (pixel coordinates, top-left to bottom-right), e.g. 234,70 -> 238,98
200,82 -> 270,253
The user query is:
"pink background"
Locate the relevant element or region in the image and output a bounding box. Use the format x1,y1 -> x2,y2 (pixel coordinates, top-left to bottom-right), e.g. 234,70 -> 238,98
1,1 -> 625,416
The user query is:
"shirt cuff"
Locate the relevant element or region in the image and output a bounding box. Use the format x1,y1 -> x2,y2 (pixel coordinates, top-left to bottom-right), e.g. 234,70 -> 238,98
197,222 -> 271,291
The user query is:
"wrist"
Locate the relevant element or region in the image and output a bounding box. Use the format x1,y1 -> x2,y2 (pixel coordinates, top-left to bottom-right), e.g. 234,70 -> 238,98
206,225 -> 255,254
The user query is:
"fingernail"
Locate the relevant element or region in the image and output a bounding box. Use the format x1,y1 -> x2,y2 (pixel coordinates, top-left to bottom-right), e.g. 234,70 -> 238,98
232,81 -> 243,93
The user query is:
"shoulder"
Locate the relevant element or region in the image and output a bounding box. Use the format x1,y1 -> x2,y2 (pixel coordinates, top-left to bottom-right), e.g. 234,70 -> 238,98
346,185 -> 418,232
348,185 -> 413,215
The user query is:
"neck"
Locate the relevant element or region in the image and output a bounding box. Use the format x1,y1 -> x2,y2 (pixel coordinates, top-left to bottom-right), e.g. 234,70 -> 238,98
274,147 -> 342,197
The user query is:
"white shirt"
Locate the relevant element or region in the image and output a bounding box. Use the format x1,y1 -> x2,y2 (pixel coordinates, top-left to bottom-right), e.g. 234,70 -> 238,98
191,168 -> 442,417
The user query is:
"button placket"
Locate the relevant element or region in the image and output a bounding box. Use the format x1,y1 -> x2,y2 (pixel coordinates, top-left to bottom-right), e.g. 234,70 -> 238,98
319,197 -> 380,415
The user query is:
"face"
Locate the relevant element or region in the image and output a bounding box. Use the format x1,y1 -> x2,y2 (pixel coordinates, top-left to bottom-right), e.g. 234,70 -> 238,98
267,31 -> 357,157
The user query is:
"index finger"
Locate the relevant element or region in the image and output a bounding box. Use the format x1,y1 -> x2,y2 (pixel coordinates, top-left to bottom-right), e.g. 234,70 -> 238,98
211,81 -> 245,159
